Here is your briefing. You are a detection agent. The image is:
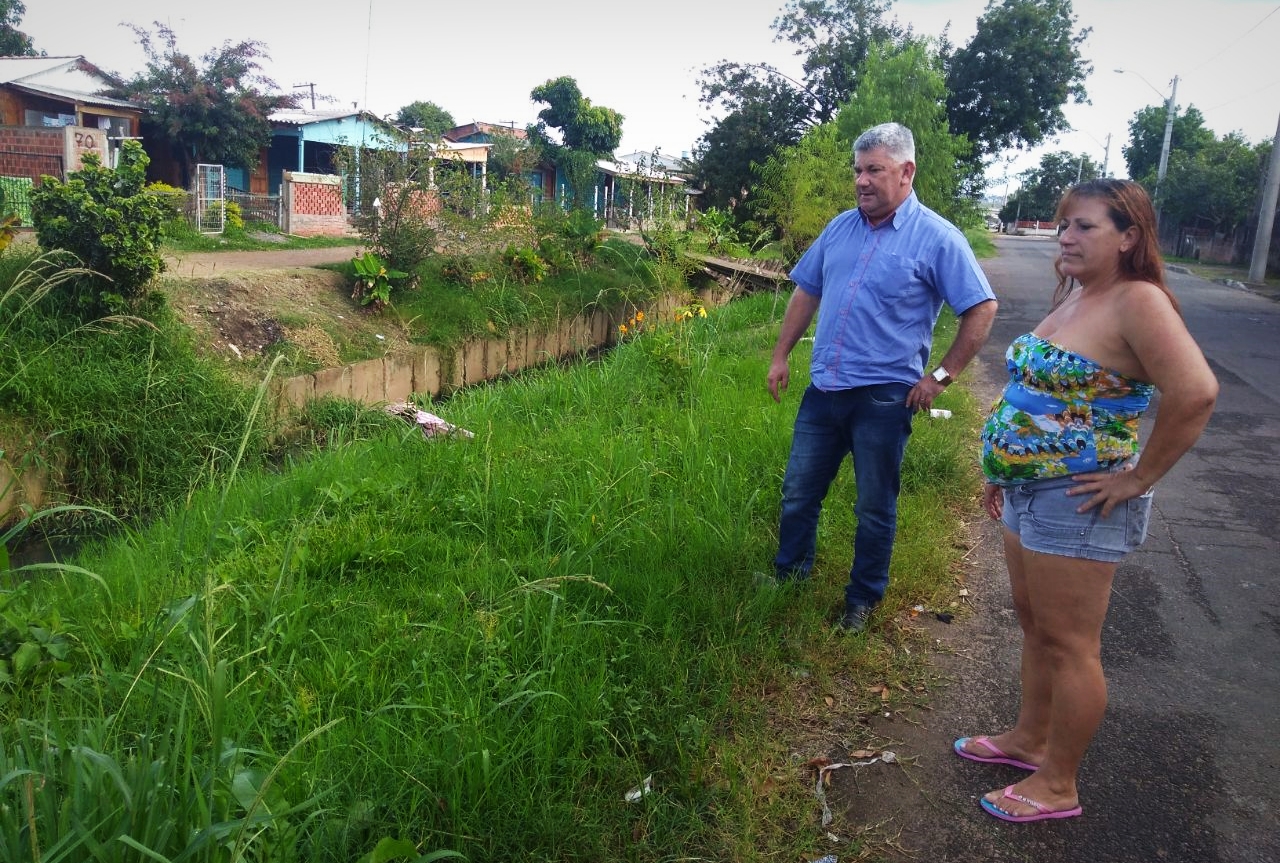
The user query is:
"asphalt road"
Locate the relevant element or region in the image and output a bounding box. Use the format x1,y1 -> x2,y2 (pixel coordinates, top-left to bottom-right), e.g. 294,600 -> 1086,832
905,234 -> 1280,863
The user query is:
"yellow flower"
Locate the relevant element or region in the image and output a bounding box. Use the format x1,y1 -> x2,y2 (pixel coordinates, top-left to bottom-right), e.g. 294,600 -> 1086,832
635,310 -> 645,322
698,307 -> 707,318
619,323 -> 628,334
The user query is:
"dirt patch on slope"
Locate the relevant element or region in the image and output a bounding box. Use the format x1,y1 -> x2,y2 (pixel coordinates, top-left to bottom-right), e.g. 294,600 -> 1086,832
157,262 -> 410,371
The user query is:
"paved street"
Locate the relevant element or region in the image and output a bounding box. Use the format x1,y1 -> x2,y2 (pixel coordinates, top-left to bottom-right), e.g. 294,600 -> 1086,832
901,235 -> 1280,862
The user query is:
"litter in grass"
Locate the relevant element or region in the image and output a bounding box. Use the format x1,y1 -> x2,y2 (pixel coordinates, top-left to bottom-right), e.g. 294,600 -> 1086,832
385,401 -> 475,439
810,751 -> 897,826
625,774 -> 654,802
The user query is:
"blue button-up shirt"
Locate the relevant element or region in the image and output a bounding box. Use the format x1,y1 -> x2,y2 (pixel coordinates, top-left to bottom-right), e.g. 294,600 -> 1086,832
788,192 -> 995,390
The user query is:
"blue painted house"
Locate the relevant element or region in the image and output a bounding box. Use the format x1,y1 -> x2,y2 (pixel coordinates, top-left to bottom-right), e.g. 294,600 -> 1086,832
234,108 -> 405,203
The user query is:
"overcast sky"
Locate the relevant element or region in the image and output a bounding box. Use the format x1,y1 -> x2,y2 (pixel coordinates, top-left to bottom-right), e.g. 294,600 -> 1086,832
20,0 -> 1280,192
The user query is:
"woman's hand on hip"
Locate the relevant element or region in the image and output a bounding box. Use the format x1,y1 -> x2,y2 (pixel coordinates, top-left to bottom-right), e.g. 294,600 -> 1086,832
1067,467 -> 1151,518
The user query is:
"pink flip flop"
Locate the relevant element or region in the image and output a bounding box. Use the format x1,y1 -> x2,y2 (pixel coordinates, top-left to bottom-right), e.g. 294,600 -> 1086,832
980,785 -> 1083,823
953,736 -> 1038,771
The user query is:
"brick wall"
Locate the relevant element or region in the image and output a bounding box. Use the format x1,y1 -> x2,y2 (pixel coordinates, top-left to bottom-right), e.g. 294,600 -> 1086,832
0,126 -> 64,182
292,180 -> 343,215
282,171 -> 348,236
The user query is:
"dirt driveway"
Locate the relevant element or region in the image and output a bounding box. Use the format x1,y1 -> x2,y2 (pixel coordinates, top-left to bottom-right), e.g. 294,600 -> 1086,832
162,244 -> 362,279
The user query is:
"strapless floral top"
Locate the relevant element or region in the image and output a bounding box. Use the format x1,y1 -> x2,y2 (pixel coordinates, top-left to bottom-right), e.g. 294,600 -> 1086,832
981,333 -> 1154,484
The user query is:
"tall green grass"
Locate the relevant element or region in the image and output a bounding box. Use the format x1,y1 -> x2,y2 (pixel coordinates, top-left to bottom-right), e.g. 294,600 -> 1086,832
0,246 -> 268,529
1,289 -> 985,862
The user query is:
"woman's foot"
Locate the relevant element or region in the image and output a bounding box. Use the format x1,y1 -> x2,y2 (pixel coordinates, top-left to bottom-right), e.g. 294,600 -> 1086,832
953,734 -> 1041,771
981,779 -> 1081,822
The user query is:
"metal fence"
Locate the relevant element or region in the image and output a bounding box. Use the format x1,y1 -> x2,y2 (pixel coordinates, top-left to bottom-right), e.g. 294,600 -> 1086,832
178,187 -> 283,232
227,189 -> 282,228
0,176 -> 36,226
0,153 -> 63,226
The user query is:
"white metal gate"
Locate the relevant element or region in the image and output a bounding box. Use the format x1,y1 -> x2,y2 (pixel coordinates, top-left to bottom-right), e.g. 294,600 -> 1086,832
195,163 -> 225,234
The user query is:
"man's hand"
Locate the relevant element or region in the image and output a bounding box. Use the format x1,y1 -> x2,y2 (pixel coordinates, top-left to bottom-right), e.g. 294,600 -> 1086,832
767,357 -> 790,403
906,375 -> 947,411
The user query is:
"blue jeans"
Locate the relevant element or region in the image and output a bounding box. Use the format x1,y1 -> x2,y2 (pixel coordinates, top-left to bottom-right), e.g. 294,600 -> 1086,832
774,383 -> 914,607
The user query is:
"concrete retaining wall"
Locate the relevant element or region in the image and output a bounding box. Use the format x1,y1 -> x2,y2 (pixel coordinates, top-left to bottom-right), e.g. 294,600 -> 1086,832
272,290 -> 706,413
1,285 -> 737,523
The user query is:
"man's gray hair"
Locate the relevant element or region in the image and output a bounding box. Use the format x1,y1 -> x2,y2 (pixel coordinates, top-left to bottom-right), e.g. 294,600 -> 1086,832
854,122 -> 915,163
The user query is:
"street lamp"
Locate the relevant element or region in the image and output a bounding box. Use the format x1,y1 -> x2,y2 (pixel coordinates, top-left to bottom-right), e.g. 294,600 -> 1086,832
1115,68 -> 1179,222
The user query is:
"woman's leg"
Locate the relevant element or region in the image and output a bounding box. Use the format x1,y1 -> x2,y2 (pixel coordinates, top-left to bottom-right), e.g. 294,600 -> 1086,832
982,547 -> 1117,816
958,527 -> 1053,767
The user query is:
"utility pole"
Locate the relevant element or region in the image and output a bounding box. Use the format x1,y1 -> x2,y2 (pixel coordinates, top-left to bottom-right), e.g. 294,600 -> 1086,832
1101,133 -> 1111,178
292,83 -> 316,110
1248,109 -> 1280,283
1154,75 -> 1179,222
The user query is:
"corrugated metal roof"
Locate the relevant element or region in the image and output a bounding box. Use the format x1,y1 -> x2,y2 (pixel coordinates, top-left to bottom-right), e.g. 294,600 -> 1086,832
270,107 -> 382,126
597,158 -> 685,183
6,81 -> 138,110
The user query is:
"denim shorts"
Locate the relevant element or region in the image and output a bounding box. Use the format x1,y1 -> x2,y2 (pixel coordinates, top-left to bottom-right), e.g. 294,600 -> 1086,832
999,473 -> 1154,563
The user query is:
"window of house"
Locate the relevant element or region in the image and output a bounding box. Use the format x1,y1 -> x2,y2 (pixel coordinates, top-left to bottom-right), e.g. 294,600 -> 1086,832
25,109 -> 76,127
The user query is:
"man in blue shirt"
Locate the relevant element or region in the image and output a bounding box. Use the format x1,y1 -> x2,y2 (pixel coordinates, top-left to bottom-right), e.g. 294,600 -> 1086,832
766,122 -> 997,633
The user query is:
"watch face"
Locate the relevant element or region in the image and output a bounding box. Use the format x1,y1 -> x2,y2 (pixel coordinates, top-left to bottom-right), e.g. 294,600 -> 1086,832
933,368 -> 948,382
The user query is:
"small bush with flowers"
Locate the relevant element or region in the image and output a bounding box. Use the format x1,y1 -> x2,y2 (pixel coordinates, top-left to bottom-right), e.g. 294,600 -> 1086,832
616,299 -> 710,398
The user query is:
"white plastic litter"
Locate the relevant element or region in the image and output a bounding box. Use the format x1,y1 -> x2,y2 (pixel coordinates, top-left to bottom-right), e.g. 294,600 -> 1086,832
814,751 -> 897,826
929,408 -> 953,419
624,774 -> 653,802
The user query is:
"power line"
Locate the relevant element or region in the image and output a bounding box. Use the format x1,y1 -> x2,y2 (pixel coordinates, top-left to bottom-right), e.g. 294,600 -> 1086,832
1202,75 -> 1280,117
1191,2 -> 1280,72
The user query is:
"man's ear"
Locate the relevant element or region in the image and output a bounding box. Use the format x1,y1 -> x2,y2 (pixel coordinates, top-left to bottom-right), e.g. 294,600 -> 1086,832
902,160 -> 917,184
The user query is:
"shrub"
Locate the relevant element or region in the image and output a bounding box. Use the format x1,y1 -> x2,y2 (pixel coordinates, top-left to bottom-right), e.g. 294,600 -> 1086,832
501,245 -> 548,283
146,181 -> 188,223
31,140 -> 166,314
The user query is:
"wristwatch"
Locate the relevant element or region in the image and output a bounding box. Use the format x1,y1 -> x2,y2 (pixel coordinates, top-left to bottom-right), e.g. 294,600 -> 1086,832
931,366 -> 952,386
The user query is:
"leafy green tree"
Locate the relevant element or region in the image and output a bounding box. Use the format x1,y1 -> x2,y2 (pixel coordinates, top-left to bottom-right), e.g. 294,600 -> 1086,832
700,0 -> 906,128
758,39 -> 973,255
1160,133 -> 1265,236
837,41 -> 972,224
944,0 -> 1090,157
1121,104 -> 1214,185
692,76 -> 812,215
693,0 -> 906,219
695,0 -> 1091,221
111,23 -> 296,188
0,0 -> 37,56
30,140 -> 167,314
528,76 -> 623,210
395,100 -> 455,137
530,76 -> 622,155
998,150 -> 1099,223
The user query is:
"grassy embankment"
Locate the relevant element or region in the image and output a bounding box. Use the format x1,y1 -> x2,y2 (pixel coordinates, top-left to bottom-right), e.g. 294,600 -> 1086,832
0,233 -> 991,862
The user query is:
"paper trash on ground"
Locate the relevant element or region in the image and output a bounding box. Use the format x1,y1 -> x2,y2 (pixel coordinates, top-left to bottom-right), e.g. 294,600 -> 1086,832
385,402 -> 475,439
